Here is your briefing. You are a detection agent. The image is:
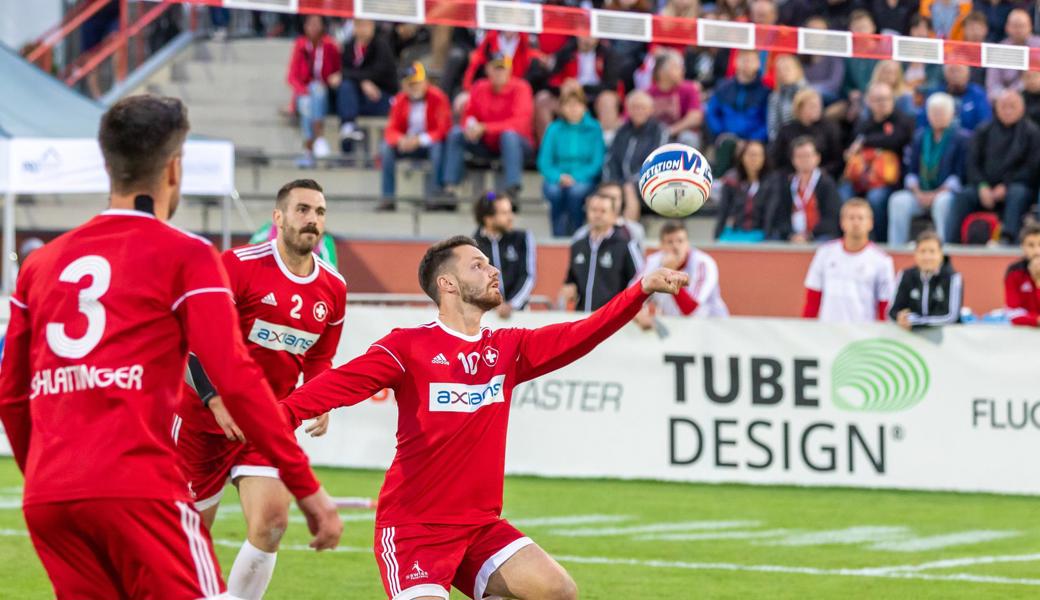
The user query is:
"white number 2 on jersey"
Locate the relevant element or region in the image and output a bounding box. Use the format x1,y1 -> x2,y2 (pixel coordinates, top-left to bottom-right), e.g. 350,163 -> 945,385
290,294 -> 303,319
46,255 -> 111,359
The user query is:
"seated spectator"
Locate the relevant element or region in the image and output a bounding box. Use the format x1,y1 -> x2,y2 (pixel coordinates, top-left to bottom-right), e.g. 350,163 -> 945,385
918,64 -> 991,132
536,36 -> 622,143
870,0 -> 915,35
869,60 -> 916,117
648,50 -> 704,147
921,0 -> 971,40
379,62 -> 452,211
1005,223 -> 1040,327
462,31 -> 534,92
962,10 -> 990,86
715,0 -> 750,20
287,15 -> 341,168
443,53 -> 535,198
948,91 -> 1040,244
767,54 -> 809,141
890,230 -> 963,329
771,89 -> 844,178
635,220 -> 729,329
561,193 -> 643,312
985,9 -> 1040,102
336,19 -> 397,151
765,137 -> 841,243
976,0 -> 1015,43
842,11 -> 882,99
800,17 -> 846,106
889,93 -> 968,245
660,0 -> 700,19
802,199 -> 895,323
841,82 -> 915,243
572,182 -> 647,249
473,191 -> 537,319
715,140 -> 771,241
1023,70 -> 1040,127
903,16 -> 945,93
707,49 -> 770,175
779,0 -> 815,26
538,88 -> 606,237
718,1 -> 780,89
603,90 -> 669,222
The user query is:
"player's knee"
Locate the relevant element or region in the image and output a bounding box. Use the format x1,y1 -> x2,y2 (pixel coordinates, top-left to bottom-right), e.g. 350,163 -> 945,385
544,573 -> 578,600
248,506 -> 289,549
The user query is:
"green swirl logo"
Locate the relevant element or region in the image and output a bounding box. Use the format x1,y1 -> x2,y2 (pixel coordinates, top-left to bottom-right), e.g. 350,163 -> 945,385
831,339 -> 930,412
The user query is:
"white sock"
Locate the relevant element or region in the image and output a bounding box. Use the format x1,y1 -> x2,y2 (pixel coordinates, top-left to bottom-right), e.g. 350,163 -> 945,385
226,540 -> 277,600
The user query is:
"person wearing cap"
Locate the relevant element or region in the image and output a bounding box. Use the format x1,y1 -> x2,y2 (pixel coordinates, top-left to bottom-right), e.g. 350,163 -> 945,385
334,19 -> 398,152
443,52 -> 535,198
380,62 -> 452,211
287,15 -> 342,168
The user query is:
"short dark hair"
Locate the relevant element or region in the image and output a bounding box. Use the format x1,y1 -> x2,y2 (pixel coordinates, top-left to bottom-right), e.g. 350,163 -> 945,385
734,140 -> 770,181
1021,222 -> 1040,243
849,9 -> 874,25
964,10 -> 988,27
915,229 -> 942,247
276,179 -> 323,210
594,182 -> 624,212
790,135 -> 817,156
418,236 -> 479,304
473,190 -> 514,226
98,95 -> 189,194
908,13 -> 932,32
660,220 -> 688,239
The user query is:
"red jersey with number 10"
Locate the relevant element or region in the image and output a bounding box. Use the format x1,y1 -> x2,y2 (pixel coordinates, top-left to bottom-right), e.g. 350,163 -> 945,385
179,240 -> 347,432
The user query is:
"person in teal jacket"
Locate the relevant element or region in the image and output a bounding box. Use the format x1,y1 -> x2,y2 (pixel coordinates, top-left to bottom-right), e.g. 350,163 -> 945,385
537,88 -> 605,237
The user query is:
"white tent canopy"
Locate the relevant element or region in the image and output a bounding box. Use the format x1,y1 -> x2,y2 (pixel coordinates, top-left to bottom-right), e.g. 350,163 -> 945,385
0,44 -> 234,292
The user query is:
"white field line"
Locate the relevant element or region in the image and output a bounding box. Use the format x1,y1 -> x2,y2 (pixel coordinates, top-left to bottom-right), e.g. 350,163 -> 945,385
762,526 -> 909,546
859,553 -> 1040,575
638,529 -> 796,542
869,530 -> 1020,552
289,512 -> 375,524
509,515 -> 632,528
551,520 -> 760,537
1,529 -> 1039,587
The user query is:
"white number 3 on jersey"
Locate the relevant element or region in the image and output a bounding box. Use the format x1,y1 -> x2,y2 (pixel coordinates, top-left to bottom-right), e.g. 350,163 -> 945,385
46,255 -> 111,359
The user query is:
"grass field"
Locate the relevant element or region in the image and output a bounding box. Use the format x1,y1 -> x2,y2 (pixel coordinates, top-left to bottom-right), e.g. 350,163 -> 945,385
1,457 -> 1039,599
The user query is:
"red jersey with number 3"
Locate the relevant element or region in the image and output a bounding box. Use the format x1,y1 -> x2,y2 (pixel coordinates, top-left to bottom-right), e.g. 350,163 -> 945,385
179,240 -> 347,434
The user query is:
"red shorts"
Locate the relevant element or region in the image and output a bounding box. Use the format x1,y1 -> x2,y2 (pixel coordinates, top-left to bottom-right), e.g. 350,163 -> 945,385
24,498 -> 225,599
174,414 -> 279,510
374,519 -> 532,600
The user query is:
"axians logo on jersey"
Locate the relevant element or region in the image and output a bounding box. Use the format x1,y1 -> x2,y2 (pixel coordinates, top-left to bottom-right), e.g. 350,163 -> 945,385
429,375 -> 507,413
313,301 -> 329,322
247,319 -> 319,355
405,561 -> 429,581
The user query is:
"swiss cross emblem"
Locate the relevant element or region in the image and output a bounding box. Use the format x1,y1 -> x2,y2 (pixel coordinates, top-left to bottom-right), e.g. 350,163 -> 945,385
482,347 -> 499,367
313,301 -> 329,322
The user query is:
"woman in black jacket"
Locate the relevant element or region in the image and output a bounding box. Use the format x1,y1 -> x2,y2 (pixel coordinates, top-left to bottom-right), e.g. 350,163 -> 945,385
714,140 -> 771,241
890,230 -> 963,328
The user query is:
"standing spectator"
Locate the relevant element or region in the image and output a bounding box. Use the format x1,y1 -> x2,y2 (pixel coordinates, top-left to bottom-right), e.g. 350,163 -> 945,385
715,140 -> 771,241
288,15 -> 342,168
573,182 -> 648,248
707,49 -> 770,176
767,54 -> 809,141
635,221 -> 729,329
918,64 -> 992,132
538,88 -> 605,237
443,53 -> 535,198
869,60 -> 916,117
336,19 -> 397,151
890,230 -> 963,329
536,37 -> 623,143
660,0 -> 701,19
889,93 -> 969,245
975,0 -> 1016,42
473,192 -> 537,319
843,11 -> 882,98
948,91 -> 1040,244
1005,223 -> 1040,326
648,50 -> 704,147
962,11 -> 990,86
561,193 -> 643,312
1022,70 -> 1040,127
922,0 -> 972,39
765,137 -> 841,242
801,17 -> 846,105
81,1 -> 120,99
903,15 -> 947,94
802,199 -> 895,323
603,90 -> 669,222
715,0 -> 749,19
841,82 -> 915,243
380,62 -> 452,211
461,31 -> 534,92
985,9 -> 1040,102
871,0 -> 918,35
771,89 -> 844,178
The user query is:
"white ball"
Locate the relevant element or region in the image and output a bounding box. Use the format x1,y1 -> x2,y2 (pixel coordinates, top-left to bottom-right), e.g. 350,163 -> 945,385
637,143 -> 713,218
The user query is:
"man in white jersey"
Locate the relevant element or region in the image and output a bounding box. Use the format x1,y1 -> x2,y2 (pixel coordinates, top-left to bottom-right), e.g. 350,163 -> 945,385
636,220 -> 728,329
802,198 -> 895,322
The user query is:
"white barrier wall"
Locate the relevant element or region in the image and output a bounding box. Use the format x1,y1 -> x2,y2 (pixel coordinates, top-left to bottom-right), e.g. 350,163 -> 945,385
2,303 -> 1039,495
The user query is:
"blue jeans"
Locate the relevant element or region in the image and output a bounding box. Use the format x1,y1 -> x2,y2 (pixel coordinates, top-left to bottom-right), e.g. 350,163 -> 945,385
296,81 -> 329,142
887,189 -> 955,245
839,182 -> 893,243
381,141 -> 444,198
336,79 -> 391,124
442,126 -> 533,190
210,7 -> 230,28
544,181 -> 594,237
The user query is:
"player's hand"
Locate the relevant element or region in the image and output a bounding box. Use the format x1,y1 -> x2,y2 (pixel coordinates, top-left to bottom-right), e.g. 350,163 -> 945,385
559,283 -> 578,309
297,487 -> 343,551
641,268 -> 689,296
305,412 -> 330,437
896,309 -> 912,331
208,396 -> 245,443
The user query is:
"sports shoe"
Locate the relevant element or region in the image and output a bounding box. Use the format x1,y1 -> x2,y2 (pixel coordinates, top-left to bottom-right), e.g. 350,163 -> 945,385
313,137 -> 331,159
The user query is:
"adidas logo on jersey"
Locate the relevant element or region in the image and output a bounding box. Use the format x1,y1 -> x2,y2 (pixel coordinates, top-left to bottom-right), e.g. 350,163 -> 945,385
261,292 -> 278,306
431,353 -> 450,365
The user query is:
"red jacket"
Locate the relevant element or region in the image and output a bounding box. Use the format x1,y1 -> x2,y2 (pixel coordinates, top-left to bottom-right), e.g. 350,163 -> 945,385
463,31 -> 535,90
464,77 -> 535,150
1005,259 -> 1040,326
385,84 -> 453,146
287,35 -> 341,97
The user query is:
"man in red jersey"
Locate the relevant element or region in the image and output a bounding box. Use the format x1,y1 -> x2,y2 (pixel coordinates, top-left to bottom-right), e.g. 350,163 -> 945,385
0,95 -> 341,599
176,178 -> 347,599
281,235 -> 687,600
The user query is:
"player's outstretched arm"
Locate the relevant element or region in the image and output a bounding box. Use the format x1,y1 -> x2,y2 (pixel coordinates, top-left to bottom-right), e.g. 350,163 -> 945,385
516,268 -> 688,382
281,344 -> 405,427
0,299 -> 33,472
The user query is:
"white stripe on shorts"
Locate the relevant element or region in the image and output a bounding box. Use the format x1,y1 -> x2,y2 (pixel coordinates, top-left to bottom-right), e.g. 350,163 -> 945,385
380,527 -> 400,596
177,501 -> 220,597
